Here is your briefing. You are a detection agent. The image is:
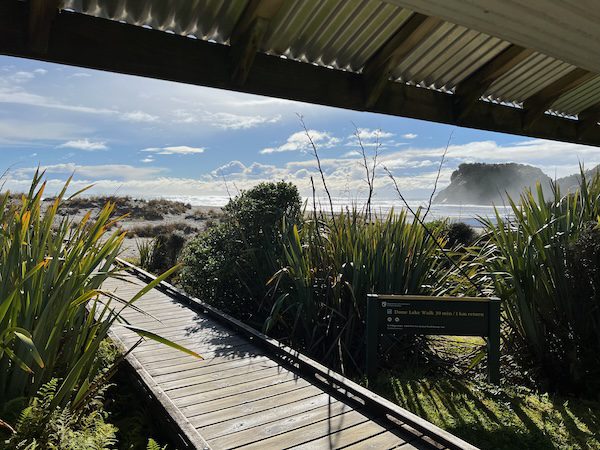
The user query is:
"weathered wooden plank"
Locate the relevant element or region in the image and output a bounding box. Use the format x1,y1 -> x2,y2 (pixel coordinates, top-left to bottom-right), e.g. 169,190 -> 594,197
240,410 -> 372,449
145,353 -> 268,377
287,420 -> 396,449
182,383 -> 312,418
207,400 -> 353,448
166,365 -> 290,399
189,384 -> 321,428
342,431 -> 416,449
153,355 -> 274,382
161,362 -> 282,391
173,370 -> 304,408
136,342 -> 258,369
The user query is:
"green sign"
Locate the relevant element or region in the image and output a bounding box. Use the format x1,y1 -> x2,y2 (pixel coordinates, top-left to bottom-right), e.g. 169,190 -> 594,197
366,294 -> 501,384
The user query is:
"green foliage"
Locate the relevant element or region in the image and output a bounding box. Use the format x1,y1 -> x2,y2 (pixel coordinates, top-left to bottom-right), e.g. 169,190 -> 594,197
136,239 -> 155,271
446,222 -> 477,248
372,371 -> 600,450
0,172 -> 199,417
146,438 -> 167,450
479,170 -> 600,395
180,182 -> 301,322
265,208 -> 447,373
5,379 -> 117,450
147,232 -> 186,275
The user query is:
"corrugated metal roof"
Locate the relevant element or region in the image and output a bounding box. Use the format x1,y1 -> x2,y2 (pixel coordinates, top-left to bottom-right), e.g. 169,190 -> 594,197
550,76 -> 600,117
60,0 -> 599,117
263,0 -> 412,71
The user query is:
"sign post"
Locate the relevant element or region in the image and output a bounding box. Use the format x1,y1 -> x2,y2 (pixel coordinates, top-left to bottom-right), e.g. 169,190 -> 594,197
366,294 -> 501,384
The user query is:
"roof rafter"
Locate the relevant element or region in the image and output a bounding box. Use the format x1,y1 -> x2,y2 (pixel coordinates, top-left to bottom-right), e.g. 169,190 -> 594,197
577,104 -> 600,140
522,68 -> 596,130
229,0 -> 284,86
362,12 -> 440,108
28,0 -> 59,53
453,45 -> 533,122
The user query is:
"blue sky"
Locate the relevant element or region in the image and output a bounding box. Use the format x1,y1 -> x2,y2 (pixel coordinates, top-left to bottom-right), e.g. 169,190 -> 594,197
2,55 -> 600,204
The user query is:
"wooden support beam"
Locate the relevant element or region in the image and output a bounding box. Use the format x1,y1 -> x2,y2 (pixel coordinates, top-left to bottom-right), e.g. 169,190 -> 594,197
453,45 -> 533,122
229,0 -> 284,86
28,0 -> 59,53
1,2 -> 600,147
362,13 -> 440,108
577,104 -> 600,140
522,67 -> 596,130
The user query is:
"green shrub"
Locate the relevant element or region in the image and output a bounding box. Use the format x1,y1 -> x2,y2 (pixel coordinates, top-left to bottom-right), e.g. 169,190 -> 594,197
480,171 -> 600,395
147,232 -> 187,275
0,172 -> 195,414
180,182 -> 301,322
446,222 -> 477,247
265,208 -> 447,373
5,379 -> 117,450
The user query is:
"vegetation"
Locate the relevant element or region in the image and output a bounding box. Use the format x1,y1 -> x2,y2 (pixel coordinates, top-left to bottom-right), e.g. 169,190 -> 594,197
48,195 -> 191,220
180,181 -> 301,322
0,172 -> 196,448
175,161 -> 600,448
265,209 -> 446,373
372,372 -> 599,450
126,221 -> 198,238
478,171 -> 600,396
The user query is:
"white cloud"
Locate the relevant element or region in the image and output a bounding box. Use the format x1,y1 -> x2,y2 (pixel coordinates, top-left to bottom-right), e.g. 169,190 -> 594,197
121,111 -> 158,123
68,72 -> 92,78
14,163 -> 164,181
0,86 -> 118,115
260,130 -> 340,154
58,139 -> 107,151
141,157 -> 154,163
212,160 -> 246,176
353,128 -> 394,140
142,145 -> 205,155
403,133 -> 418,139
173,109 -> 281,129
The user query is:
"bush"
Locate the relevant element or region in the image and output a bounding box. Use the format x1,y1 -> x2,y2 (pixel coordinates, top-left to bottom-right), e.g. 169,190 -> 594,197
147,231 -> 187,275
480,171 -> 600,395
446,222 -> 476,247
180,182 -> 301,322
265,208 -> 446,374
0,172 -> 192,421
5,379 -> 117,450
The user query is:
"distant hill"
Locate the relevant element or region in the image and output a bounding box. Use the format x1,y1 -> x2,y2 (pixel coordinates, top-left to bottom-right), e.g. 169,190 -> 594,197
434,163 -> 600,205
555,165 -> 600,193
434,163 -> 551,205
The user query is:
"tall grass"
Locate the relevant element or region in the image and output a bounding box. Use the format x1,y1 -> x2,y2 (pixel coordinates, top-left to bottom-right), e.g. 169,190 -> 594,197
265,208 -> 447,373
480,170 -> 600,393
0,172 -> 195,413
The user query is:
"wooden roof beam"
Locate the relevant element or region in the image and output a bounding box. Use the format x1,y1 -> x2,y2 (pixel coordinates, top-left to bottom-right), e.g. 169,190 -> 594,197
453,45 -> 533,122
2,5 -> 600,147
577,104 -> 600,140
28,0 -> 59,53
362,13 -> 440,108
229,0 -> 284,86
522,68 -> 596,130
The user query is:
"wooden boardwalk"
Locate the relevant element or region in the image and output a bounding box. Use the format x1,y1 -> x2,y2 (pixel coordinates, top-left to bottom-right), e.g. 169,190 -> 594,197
104,262 -> 478,450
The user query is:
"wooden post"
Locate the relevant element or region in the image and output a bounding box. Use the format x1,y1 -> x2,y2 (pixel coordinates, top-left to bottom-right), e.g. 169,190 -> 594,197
365,294 -> 379,382
487,297 -> 501,384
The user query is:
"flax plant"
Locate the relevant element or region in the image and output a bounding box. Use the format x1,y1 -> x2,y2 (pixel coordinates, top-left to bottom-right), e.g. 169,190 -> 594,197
479,169 -> 600,392
266,208 -> 447,373
0,171 -> 198,411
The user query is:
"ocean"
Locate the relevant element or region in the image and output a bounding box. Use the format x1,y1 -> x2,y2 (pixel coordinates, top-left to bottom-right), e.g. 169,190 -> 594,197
159,195 -> 511,228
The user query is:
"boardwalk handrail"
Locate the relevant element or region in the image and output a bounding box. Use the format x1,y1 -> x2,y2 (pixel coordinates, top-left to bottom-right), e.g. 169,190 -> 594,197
115,258 -> 479,450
